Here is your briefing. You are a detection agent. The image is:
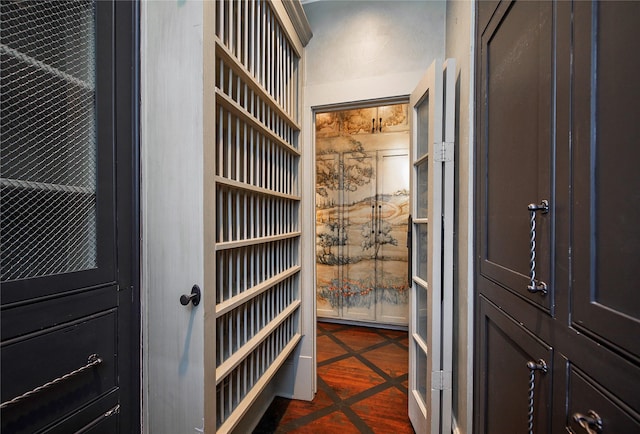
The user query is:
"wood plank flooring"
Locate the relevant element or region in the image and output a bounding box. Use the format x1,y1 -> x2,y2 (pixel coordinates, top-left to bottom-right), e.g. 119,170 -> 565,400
253,322 -> 414,433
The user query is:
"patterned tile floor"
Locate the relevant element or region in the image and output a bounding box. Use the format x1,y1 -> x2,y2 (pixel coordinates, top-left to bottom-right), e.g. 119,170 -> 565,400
253,322 -> 414,433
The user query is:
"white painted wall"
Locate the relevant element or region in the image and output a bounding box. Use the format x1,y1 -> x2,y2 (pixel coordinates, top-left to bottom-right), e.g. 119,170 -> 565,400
444,2 -> 475,433
301,0 -> 446,401
141,1 -> 205,432
304,0 -> 446,105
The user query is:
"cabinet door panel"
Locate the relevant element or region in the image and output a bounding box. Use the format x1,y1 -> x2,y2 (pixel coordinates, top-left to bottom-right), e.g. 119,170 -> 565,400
0,1 -> 116,303
342,151 -> 377,322
478,0 -> 553,313
477,297 -> 552,434
567,366 -> 640,434
1,285 -> 116,341
376,150 -> 410,325
1,313 -> 117,433
572,0 -> 640,358
316,153 -> 342,318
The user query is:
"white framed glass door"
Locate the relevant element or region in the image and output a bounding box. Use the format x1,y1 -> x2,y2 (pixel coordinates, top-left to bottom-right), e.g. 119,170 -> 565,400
408,58 -> 455,434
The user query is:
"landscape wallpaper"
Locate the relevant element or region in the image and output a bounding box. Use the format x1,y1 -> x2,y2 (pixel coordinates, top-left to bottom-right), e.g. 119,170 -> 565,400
315,104 -> 410,324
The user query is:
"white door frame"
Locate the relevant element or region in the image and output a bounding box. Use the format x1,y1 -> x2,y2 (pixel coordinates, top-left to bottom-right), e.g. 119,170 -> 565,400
300,67 -> 453,406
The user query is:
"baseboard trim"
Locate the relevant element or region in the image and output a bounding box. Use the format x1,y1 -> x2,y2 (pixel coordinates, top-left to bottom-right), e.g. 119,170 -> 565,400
318,317 -> 408,331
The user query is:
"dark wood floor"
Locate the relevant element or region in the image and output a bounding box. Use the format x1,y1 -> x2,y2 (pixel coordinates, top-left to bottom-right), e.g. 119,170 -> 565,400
253,322 -> 415,433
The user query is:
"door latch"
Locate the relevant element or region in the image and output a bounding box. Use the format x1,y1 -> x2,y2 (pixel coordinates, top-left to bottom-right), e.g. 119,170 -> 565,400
180,284 -> 201,306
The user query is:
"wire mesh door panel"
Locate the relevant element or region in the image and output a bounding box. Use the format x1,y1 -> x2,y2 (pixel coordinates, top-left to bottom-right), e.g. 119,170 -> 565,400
1,1 -> 116,302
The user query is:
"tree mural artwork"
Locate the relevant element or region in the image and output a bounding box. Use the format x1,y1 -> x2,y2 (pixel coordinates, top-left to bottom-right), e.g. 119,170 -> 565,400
316,219 -> 347,264
342,152 -> 374,192
316,137 -> 375,198
316,158 -> 340,195
361,218 -> 398,258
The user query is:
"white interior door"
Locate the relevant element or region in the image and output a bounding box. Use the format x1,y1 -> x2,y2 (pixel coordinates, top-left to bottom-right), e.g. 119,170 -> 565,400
408,59 -> 456,434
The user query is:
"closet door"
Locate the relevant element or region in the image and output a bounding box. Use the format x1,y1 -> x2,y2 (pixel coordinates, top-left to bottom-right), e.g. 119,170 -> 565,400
316,153 -> 342,319
408,58 -> 455,434
565,3 -> 640,431
572,0 -> 640,362
476,1 -> 554,432
1,1 -> 116,303
375,149 -> 410,325
477,0 -> 553,314
342,151 -> 377,322
315,106 -> 411,326
478,298 -> 552,433
476,2 -> 640,433
408,59 -> 444,434
1,1 -> 138,432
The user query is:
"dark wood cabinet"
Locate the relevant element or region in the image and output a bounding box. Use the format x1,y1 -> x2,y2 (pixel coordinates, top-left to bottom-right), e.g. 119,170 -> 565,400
571,0 -> 640,362
476,1 -> 640,433
478,297 -> 553,433
0,1 -> 138,432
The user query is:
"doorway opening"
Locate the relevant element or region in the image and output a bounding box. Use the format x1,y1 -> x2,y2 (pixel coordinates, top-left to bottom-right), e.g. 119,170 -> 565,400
312,100 -> 413,431
314,101 -> 411,330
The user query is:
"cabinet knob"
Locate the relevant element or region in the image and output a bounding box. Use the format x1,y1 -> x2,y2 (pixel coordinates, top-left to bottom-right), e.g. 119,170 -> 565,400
180,285 -> 201,306
572,410 -> 603,434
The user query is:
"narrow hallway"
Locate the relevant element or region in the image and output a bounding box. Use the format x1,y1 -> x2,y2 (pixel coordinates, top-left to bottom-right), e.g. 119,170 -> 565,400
254,322 -> 414,433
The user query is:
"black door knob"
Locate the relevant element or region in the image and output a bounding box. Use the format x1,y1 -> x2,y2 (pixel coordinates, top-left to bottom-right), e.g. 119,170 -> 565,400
180,285 -> 201,306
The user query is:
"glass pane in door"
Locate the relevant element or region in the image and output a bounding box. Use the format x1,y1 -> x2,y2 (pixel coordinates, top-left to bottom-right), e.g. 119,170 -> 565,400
416,342 -> 428,403
416,223 -> 428,280
416,283 -> 428,343
416,92 -> 430,157
416,160 -> 429,218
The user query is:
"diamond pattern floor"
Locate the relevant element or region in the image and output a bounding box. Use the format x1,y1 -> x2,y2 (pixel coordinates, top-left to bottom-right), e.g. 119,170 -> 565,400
253,322 -> 414,433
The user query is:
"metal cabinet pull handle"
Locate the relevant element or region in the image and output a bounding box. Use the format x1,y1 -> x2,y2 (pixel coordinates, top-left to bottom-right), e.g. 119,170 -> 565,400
371,204 -> 375,233
527,200 -> 549,294
77,404 -> 121,433
526,359 -> 548,434
0,354 -> 102,409
573,410 -> 603,434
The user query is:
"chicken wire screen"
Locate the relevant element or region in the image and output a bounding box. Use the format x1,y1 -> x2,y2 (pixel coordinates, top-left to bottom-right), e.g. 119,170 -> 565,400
1,1 -> 98,282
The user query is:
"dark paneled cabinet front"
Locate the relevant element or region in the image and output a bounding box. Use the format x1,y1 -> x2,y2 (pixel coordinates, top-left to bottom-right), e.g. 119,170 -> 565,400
478,298 -> 553,433
0,1 -> 138,432
476,1 -> 640,433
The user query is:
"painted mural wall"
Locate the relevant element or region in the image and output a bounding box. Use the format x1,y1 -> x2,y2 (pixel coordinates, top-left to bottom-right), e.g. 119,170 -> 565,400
316,104 -> 410,325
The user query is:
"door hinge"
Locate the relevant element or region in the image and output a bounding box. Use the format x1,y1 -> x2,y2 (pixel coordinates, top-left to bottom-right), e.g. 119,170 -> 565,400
434,141 -> 454,162
432,370 -> 452,391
